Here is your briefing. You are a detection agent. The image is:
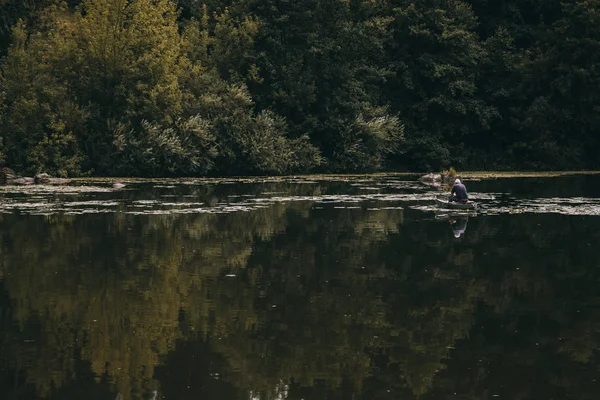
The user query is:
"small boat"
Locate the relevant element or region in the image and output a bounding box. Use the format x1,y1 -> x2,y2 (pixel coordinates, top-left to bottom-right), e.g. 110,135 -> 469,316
436,197 -> 479,210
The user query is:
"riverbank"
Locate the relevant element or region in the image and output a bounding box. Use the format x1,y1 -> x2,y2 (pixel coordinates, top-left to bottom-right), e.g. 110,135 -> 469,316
67,170 -> 600,183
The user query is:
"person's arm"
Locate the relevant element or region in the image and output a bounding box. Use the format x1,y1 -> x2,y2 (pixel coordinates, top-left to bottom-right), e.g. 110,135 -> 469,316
451,186 -> 456,195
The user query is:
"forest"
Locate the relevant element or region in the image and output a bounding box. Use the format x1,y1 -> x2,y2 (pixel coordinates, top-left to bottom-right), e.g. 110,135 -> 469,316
0,0 -> 599,177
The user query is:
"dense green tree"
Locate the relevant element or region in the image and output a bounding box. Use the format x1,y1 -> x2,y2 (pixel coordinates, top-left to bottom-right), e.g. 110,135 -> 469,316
205,0 -> 404,171
0,74 -> 5,164
468,0 -> 563,44
0,1 -> 85,57
384,0 -> 497,170
0,0 -> 320,176
0,0 -> 185,175
0,0 -> 599,174
1,16 -> 85,176
180,19 -> 321,174
182,6 -> 260,84
509,0 -> 600,169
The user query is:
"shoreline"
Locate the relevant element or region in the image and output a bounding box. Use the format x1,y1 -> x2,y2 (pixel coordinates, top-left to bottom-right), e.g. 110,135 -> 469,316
68,170 -> 600,183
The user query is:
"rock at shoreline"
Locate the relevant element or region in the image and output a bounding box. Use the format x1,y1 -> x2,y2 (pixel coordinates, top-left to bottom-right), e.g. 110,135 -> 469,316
12,177 -> 35,185
35,173 -> 72,185
1,169 -> 72,186
1,167 -> 17,184
112,183 -> 126,189
419,172 -> 458,188
419,173 -> 442,187
1,168 -> 34,185
420,173 -> 442,183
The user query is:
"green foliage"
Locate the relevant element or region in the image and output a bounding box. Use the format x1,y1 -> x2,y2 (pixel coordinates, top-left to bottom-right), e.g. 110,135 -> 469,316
112,116 -> 218,176
1,17 -> 86,175
233,110 -> 322,174
509,0 -> 600,169
177,64 -> 322,174
0,0 -> 599,174
217,0 -> 404,171
442,167 -> 458,178
331,111 -> 404,172
182,6 -> 260,84
0,0 -> 67,56
0,79 -> 5,164
0,0 -> 323,176
385,0 -> 497,170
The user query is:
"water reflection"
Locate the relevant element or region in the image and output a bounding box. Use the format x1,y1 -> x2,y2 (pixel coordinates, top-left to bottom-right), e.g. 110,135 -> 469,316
450,217 -> 469,238
435,213 -> 471,238
1,176 -> 600,400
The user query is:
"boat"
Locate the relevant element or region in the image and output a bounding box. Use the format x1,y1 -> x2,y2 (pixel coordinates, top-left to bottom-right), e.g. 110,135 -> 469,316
435,197 -> 479,211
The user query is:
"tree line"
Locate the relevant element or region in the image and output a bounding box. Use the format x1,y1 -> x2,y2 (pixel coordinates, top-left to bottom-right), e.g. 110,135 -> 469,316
0,0 -> 598,176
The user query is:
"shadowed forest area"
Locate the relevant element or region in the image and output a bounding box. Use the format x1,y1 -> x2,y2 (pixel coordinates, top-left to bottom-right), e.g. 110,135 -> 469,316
0,0 -> 599,176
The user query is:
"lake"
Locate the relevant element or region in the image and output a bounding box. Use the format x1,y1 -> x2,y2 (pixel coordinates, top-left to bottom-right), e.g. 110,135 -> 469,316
1,174 -> 600,400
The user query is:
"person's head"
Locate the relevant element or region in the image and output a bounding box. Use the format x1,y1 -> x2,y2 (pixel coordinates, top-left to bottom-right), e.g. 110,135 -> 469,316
454,178 -> 461,185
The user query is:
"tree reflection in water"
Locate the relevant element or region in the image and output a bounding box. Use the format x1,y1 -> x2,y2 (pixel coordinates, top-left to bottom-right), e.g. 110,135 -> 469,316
1,178 -> 600,400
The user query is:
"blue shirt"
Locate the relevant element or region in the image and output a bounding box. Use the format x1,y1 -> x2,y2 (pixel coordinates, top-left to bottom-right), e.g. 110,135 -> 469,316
451,183 -> 468,201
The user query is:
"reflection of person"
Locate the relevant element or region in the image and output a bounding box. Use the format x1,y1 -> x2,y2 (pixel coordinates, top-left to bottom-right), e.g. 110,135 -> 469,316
449,178 -> 468,203
449,217 -> 468,238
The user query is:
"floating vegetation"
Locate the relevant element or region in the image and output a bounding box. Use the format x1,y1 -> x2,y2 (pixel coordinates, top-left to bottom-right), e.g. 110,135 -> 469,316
487,197 -> 600,216
0,184 -> 115,194
461,171 -> 600,179
2,175 -> 600,217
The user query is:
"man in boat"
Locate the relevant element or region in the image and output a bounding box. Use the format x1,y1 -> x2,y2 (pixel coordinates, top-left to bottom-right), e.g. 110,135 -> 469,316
449,178 -> 468,203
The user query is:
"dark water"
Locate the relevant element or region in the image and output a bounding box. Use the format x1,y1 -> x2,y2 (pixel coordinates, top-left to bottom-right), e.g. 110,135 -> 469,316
1,174 -> 600,400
